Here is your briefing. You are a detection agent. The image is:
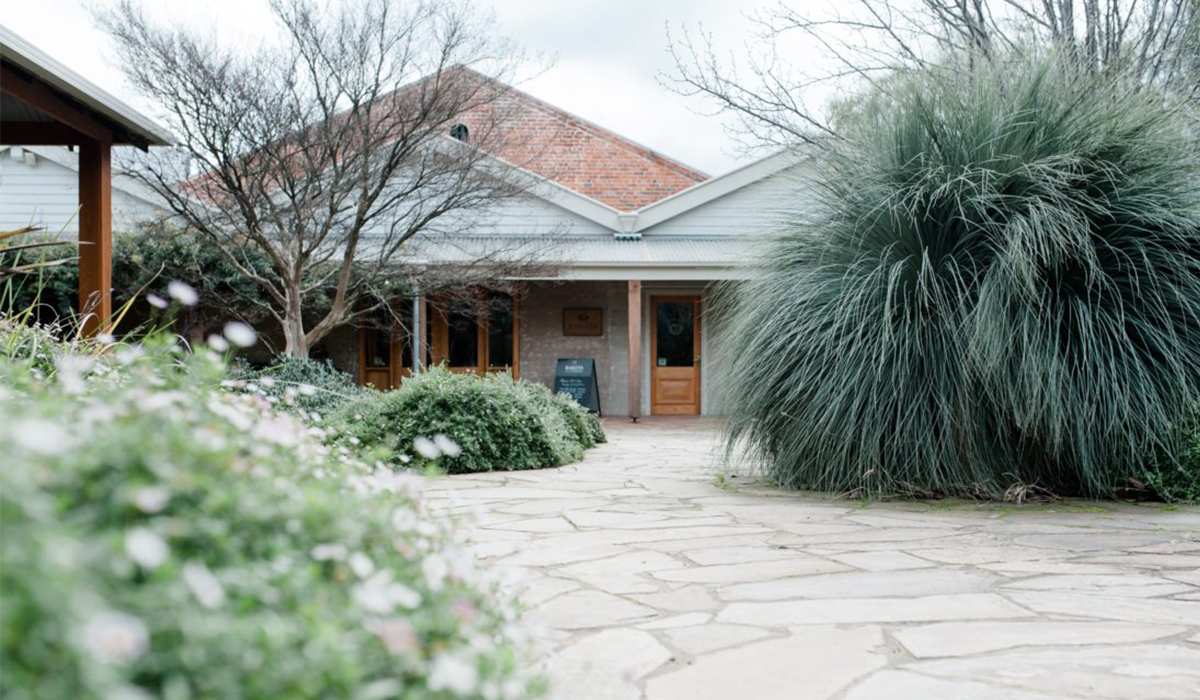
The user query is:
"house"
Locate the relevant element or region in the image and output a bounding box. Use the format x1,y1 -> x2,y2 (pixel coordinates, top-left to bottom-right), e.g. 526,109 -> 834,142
1,52 -> 813,418
316,84 -> 813,418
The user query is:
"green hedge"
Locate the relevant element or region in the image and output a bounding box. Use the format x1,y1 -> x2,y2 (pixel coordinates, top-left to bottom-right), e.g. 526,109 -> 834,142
0,330 -> 542,699
338,367 -> 604,473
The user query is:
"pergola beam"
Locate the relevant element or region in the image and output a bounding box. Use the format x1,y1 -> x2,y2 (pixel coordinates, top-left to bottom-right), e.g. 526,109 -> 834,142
1,62 -> 114,143
0,121 -> 90,145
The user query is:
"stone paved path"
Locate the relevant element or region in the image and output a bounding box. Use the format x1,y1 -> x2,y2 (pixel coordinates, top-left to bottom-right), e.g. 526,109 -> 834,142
425,418 -> 1200,700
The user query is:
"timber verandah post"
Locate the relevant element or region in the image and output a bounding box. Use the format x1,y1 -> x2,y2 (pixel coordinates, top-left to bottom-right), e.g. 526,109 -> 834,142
78,138 -> 113,336
627,279 -> 642,422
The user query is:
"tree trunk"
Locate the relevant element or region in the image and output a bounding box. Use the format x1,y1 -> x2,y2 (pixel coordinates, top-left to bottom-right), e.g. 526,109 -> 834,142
282,288 -> 309,358
282,319 -> 310,358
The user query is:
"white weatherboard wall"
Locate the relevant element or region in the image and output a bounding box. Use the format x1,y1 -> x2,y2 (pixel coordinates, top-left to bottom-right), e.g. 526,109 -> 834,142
639,162 -> 814,238
0,147 -> 163,235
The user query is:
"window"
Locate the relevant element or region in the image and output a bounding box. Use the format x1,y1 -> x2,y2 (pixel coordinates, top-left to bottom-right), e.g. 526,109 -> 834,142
427,291 -> 518,376
449,123 -> 469,142
445,299 -> 479,367
487,293 -> 514,369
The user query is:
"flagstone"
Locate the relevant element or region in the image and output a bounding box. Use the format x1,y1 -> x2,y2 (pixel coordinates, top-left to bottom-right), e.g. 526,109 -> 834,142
828,550 -> 935,571
843,670 -> 1076,700
909,645 -> 1200,699
893,621 -> 1188,658
528,590 -> 658,630
651,557 -> 849,584
661,623 -> 773,655
516,576 -> 582,607
717,568 -> 998,601
1081,554 -> 1200,568
485,516 -> 577,533
719,593 -> 1033,626
545,629 -> 672,700
681,545 -> 802,566
1005,590 -> 1200,625
433,420 -> 1200,700
999,573 -> 1195,598
645,626 -> 886,700
637,612 -> 712,630
629,585 -> 719,612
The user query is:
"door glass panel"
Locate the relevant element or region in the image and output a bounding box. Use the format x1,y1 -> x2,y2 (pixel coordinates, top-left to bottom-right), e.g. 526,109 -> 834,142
656,301 -> 695,367
487,293 -> 514,368
446,300 -> 479,367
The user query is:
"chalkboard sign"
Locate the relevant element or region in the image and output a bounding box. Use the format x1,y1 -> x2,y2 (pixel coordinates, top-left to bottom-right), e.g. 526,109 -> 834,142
553,358 -> 601,415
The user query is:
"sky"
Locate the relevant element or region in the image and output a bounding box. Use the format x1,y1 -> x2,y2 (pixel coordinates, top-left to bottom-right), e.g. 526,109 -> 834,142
1,0 -> 834,176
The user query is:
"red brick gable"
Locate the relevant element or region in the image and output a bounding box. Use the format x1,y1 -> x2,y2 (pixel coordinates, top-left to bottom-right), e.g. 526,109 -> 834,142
456,80 -> 708,211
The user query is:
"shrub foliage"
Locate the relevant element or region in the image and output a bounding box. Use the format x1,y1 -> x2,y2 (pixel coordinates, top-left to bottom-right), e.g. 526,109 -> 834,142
234,354 -> 370,421
339,367 -> 603,473
0,330 -> 541,699
718,55 -> 1200,498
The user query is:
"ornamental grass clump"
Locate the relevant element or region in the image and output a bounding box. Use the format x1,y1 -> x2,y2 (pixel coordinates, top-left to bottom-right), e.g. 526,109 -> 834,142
719,54 -> 1200,498
0,326 -> 542,700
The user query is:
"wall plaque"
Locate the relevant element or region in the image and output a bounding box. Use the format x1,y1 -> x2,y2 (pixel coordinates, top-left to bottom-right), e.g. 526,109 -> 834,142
563,308 -> 603,336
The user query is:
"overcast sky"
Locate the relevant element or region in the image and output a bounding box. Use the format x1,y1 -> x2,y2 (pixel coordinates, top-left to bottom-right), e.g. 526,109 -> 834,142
2,0 -> 837,176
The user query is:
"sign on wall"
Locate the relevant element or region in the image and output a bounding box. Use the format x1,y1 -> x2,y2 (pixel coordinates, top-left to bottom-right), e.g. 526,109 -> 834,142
563,308 -> 603,336
554,358 -> 601,415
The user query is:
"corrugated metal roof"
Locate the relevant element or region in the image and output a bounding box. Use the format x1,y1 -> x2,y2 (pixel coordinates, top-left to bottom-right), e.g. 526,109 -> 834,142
0,93 -> 50,122
399,234 -> 754,268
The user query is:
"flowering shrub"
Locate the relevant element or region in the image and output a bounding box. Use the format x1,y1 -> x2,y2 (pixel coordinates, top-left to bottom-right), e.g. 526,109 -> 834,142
338,367 -> 603,473
232,355 -> 370,423
0,332 -> 541,699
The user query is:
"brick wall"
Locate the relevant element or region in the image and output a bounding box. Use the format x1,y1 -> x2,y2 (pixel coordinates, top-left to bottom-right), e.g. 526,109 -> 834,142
519,281 -> 630,415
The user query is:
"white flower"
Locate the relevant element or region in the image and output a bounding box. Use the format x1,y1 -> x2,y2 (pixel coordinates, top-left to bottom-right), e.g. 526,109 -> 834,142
146,293 -> 168,309
56,354 -> 94,394
125,528 -> 169,569
81,611 -> 149,665
207,334 -> 230,352
222,322 -> 257,348
97,333 -> 117,345
352,571 -> 422,613
167,280 -> 198,306
428,652 -> 480,695
182,562 -> 225,609
391,507 -> 419,532
349,552 -> 375,578
298,383 -> 317,396
311,543 -> 347,561
413,436 -> 440,460
12,419 -> 73,455
422,553 -> 449,591
433,434 -> 461,458
131,486 -> 170,514
352,571 -> 395,614
364,617 -> 418,656
386,582 -> 422,609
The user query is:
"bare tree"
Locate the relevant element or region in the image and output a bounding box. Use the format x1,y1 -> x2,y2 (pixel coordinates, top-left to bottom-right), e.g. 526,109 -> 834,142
100,0 -> 556,357
666,0 -> 1200,150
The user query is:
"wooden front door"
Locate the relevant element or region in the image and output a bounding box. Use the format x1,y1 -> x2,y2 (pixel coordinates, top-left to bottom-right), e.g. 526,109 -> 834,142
651,295 -> 701,415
